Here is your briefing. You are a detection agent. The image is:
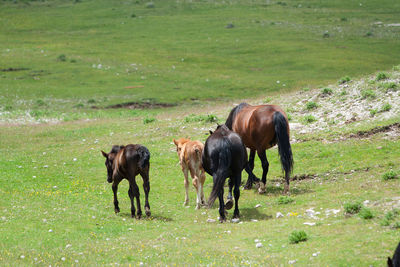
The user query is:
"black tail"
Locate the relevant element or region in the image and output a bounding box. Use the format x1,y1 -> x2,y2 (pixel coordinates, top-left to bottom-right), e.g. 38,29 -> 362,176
138,146 -> 150,170
207,152 -> 230,208
273,112 -> 293,177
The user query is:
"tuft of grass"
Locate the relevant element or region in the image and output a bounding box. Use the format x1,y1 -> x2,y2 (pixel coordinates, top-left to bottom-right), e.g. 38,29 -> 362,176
376,72 -> 388,81
36,99 -> 46,106
146,2 -> 155,8
338,76 -> 351,84
382,170 -> 398,180
323,31 -> 330,38
73,103 -> 84,109
380,82 -> 397,92
57,54 -> 67,62
359,207 -> 374,220
381,103 -> 392,112
381,211 -> 397,226
184,114 -> 218,123
344,201 -> 362,215
321,87 -> 333,95
303,115 -> 316,123
392,222 -> 400,229
302,87 -> 310,92
87,99 -> 96,104
289,230 -> 308,244
306,101 -> 318,110
277,196 -> 294,204
287,113 -> 292,121
361,89 -> 376,99
365,31 -> 373,37
143,117 -> 156,124
369,109 -> 378,117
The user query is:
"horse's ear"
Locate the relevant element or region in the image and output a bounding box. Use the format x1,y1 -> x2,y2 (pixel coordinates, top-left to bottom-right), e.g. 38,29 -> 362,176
101,150 -> 108,158
173,139 -> 178,146
209,130 -> 213,135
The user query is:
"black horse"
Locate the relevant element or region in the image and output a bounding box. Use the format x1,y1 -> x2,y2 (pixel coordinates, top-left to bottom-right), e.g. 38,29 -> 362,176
202,124 -> 247,222
101,144 -> 151,218
388,241 -> 400,267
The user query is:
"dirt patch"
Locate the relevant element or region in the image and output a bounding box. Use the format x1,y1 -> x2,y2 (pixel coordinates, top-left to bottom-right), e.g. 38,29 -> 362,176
349,123 -> 400,139
1,67 -> 30,72
94,101 -> 176,110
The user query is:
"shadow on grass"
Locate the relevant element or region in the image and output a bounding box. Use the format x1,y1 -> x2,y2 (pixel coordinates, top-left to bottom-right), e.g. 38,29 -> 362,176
247,184 -> 313,196
117,212 -> 173,222
239,207 -> 273,222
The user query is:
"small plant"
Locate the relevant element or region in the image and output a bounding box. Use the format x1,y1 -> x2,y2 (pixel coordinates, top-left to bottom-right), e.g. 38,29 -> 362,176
359,207 -> 374,219
87,99 -> 96,104
323,31 -> 330,38
339,89 -> 347,96
287,113 -> 292,121
302,87 -> 310,92
70,59 -> 77,63
321,87 -> 333,95
131,13 -> 136,18
36,99 -> 46,106
303,115 -> 316,123
338,76 -> 351,84
376,72 -> 388,81
143,117 -> 156,124
365,31 -> 373,37
289,230 -> 308,244
57,54 -> 67,62
277,196 -> 294,204
382,170 -> 398,180
4,105 -> 13,111
306,101 -> 317,110
392,222 -> 400,229
344,201 -> 362,214
361,89 -> 376,99
369,109 -> 378,117
380,82 -> 397,92
381,211 -> 396,226
381,103 -> 392,112
74,103 -> 84,109
184,114 -> 218,123
264,97 -> 272,103
340,17 -> 347,22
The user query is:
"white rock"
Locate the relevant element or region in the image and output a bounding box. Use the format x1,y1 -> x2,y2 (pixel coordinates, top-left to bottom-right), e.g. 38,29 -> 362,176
61,257 -> 66,261
232,218 -> 240,223
48,229 -> 53,232
288,260 -> 297,264
303,222 -> 316,226
251,219 -> 258,222
255,204 -> 261,208
256,243 -> 263,248
254,239 -> 260,243
206,218 -> 216,223
276,212 -> 284,218
66,244 -> 72,249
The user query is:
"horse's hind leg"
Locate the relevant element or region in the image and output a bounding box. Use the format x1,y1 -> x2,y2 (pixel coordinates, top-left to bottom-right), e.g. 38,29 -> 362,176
183,167 -> 190,206
141,169 -> 151,217
131,179 -> 142,219
244,149 -> 259,189
218,188 -> 226,223
233,173 -> 241,219
225,178 -> 234,210
128,185 -> 136,218
112,179 -> 121,214
257,150 -> 269,194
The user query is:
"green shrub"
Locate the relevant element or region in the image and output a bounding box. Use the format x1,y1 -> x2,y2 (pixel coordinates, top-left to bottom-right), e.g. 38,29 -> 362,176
289,230 -> 308,244
376,72 -> 388,81
36,99 -> 46,106
143,117 -> 156,124
365,31 -> 373,37
340,90 -> 347,96
57,54 -> 67,62
4,105 -> 13,111
382,170 -> 398,180
361,89 -> 376,99
306,101 -> 317,110
338,76 -> 351,84
380,82 -> 397,92
381,211 -> 396,226
340,17 -> 347,22
184,114 -> 218,123
287,113 -> 292,121
369,109 -> 378,117
344,201 -> 362,214
321,87 -> 333,95
277,196 -> 294,204
359,207 -> 374,219
87,99 -> 96,104
381,103 -> 392,112
303,115 -> 316,123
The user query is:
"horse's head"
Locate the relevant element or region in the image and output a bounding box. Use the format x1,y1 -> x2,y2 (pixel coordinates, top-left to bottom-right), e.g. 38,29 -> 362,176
101,149 -> 118,183
173,138 -> 190,156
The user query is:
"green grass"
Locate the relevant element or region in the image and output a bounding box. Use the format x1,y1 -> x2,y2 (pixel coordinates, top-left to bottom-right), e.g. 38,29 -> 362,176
344,201 -> 362,215
1,0 -> 400,265
289,230 -> 308,244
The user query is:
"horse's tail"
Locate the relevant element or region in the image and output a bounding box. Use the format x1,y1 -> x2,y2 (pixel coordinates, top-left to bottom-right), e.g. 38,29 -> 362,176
273,112 -> 293,177
207,151 -> 230,208
193,144 -> 203,163
138,146 -> 150,170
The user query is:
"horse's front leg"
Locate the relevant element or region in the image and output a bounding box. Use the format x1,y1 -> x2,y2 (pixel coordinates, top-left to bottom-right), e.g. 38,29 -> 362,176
257,150 -> 269,194
244,149 -> 259,189
112,179 -> 121,214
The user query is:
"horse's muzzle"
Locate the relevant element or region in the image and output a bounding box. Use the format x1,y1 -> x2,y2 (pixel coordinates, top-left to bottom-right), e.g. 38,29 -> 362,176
107,177 -> 113,183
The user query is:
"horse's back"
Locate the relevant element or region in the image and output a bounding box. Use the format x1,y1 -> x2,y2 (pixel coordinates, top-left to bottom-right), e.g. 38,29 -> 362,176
124,144 -> 150,170
235,104 -> 287,150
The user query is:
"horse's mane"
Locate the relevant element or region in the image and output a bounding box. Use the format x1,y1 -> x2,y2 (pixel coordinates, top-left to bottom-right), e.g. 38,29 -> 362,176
225,103 -> 249,130
111,145 -> 124,154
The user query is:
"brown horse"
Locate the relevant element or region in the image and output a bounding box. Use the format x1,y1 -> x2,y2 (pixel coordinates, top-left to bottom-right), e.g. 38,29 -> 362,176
225,103 -> 293,194
101,144 -> 151,218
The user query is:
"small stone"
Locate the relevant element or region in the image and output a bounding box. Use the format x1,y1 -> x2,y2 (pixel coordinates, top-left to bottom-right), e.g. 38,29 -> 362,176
61,257 -> 66,261
255,204 -> 261,208
20,255 -> 25,259
254,239 -> 260,243
256,243 -> 263,248
276,212 -> 284,218
66,244 -> 72,249
251,219 -> 258,222
231,218 -> 240,223
288,260 -> 297,264
304,222 -> 316,226
48,229 -> 53,232
206,218 -> 216,223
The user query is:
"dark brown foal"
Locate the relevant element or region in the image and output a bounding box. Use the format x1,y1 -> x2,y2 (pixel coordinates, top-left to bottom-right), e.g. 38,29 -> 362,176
101,144 -> 151,218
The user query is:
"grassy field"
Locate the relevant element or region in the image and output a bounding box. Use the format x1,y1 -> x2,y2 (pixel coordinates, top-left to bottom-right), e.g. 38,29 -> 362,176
1,0 -> 400,266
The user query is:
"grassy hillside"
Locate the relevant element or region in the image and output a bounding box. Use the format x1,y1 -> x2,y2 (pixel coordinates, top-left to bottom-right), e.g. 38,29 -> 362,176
1,0 -> 400,121
1,0 -> 400,266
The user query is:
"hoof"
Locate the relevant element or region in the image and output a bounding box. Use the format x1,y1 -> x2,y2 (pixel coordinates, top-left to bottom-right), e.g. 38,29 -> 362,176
254,182 -> 261,189
114,208 -> 120,214
243,183 -> 252,190
183,201 -> 189,206
219,217 -> 226,223
145,207 -> 151,217
136,213 -> 142,219
225,199 -> 234,210
258,182 -> 266,194
195,205 -> 201,210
